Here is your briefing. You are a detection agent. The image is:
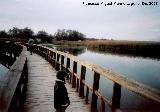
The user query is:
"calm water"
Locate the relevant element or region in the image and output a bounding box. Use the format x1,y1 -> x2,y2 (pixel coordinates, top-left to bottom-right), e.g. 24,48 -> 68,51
51,44 -> 160,111
78,50 -> 160,90
78,50 -> 160,110
0,64 -> 8,78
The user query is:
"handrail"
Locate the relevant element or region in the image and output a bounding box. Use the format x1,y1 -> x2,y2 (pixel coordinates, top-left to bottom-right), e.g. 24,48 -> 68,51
33,45 -> 160,111
0,44 -> 28,112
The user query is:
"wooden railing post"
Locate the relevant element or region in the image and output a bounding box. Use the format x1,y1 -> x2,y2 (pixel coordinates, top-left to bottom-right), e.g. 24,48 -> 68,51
38,46 -> 40,55
40,47 -> 42,56
61,55 -> 64,70
79,65 -> 86,97
49,51 -> 52,64
72,61 -> 77,88
112,82 -> 121,110
52,52 -> 56,68
85,87 -> 89,104
43,48 -> 46,58
56,53 -> 60,71
42,47 -> 44,57
66,58 -> 71,82
46,50 -> 49,61
100,99 -> 105,112
47,50 -> 50,61
76,78 -> 79,92
34,45 -> 36,54
37,46 -> 39,54
67,58 -> 70,69
45,49 -> 48,60
91,72 -> 100,111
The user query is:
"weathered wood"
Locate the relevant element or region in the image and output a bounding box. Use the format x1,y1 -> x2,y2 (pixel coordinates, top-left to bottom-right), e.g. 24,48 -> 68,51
72,61 -> 77,88
85,86 -> 89,104
100,98 -> 105,112
66,58 -> 71,83
56,53 -> 60,70
23,52 -> 90,112
76,78 -> 79,92
45,45 -> 160,104
112,82 -> 121,110
0,45 -> 27,112
52,52 -> 56,68
79,65 -> 86,97
91,72 -> 100,111
32,45 -> 160,111
61,55 -> 64,70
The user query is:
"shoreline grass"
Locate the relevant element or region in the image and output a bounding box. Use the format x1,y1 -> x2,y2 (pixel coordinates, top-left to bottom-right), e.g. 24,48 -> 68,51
52,40 -> 160,59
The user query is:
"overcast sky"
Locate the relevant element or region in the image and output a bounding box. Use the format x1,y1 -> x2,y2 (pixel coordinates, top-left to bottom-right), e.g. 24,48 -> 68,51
0,0 -> 160,41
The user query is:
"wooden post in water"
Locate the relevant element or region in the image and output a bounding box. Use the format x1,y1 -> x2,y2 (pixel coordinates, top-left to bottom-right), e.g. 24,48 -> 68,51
72,61 -> 77,88
79,65 -> 86,97
112,82 -> 121,110
91,72 -> 100,111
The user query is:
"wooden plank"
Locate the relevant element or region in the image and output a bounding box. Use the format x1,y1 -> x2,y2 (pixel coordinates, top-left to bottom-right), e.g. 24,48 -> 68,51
0,46 -> 27,112
21,52 -> 90,112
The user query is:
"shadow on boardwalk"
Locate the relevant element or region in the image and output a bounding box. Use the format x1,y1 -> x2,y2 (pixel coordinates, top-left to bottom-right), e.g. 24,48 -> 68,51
22,52 -> 90,112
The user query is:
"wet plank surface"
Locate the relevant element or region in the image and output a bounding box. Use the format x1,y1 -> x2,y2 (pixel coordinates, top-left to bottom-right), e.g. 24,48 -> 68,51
22,52 -> 90,112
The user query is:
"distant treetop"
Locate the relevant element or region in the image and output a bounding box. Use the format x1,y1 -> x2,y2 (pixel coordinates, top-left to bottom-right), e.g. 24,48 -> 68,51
54,29 -> 86,41
0,27 -> 86,42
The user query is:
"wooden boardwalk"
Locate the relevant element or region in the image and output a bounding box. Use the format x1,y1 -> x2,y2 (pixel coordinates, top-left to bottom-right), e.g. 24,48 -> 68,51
22,52 -> 90,112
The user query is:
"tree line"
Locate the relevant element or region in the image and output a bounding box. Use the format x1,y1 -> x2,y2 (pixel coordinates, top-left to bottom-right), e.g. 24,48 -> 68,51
54,29 -> 86,41
0,27 -> 86,42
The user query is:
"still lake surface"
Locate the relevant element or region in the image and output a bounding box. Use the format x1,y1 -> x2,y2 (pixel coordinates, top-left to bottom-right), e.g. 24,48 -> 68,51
53,44 -> 160,110
0,64 -> 8,78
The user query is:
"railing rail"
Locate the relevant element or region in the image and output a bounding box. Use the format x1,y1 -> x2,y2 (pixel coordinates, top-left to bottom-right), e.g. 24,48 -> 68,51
0,43 -> 28,112
33,45 -> 160,111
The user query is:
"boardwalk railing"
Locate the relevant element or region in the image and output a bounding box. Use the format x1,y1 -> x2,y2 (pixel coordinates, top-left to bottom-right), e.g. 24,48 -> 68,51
0,42 -> 28,112
33,45 -> 160,111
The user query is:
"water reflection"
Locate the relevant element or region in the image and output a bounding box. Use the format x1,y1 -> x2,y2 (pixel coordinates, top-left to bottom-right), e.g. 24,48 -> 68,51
56,46 -> 86,56
44,44 -> 86,56
0,64 -> 8,78
45,43 -> 160,60
0,53 -> 15,69
88,47 -> 160,60
0,53 -> 14,78
78,50 -> 160,111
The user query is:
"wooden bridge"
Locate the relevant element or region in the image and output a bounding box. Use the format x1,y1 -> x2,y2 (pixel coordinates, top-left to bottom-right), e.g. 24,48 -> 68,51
0,42 -> 160,112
